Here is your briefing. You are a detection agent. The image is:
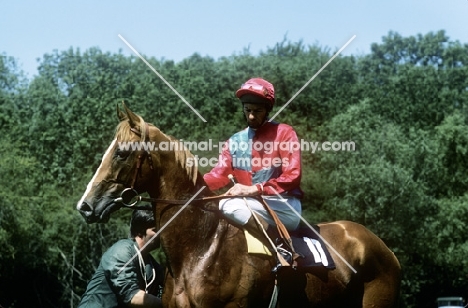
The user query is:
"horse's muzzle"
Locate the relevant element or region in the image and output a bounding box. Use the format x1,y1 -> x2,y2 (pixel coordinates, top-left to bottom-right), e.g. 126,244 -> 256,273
77,202 -> 101,224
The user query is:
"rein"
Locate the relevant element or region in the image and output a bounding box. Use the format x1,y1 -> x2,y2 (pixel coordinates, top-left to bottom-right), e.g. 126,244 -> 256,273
115,187 -> 238,209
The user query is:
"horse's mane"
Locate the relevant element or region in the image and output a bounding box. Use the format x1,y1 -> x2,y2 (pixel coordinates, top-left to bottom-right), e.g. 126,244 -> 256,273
114,114 -> 198,185
165,131 -> 199,186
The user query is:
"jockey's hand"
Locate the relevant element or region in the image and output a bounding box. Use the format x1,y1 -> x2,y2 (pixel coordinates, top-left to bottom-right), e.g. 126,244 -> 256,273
225,183 -> 259,196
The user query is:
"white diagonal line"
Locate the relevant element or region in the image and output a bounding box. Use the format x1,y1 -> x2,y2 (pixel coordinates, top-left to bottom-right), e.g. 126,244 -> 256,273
269,187 -> 357,274
118,34 -> 207,122
117,186 -> 207,274
269,35 -> 356,122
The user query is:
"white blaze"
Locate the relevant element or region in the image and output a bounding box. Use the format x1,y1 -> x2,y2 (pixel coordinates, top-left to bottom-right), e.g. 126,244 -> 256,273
76,139 -> 117,209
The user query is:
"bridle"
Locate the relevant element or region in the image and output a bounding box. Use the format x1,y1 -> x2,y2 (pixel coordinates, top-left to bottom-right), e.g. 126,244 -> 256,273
112,122 -> 155,210
129,123 -> 154,190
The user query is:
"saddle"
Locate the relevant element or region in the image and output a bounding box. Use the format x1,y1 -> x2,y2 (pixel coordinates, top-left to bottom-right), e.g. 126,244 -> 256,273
288,226 -> 336,269
245,224 -> 335,269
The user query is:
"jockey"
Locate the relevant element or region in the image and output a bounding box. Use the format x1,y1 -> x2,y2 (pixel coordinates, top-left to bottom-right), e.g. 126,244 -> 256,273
204,77 -> 303,260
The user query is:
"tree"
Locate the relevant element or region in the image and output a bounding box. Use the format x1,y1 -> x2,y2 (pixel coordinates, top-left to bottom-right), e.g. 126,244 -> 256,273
2,31 -> 468,307
357,30 -> 468,130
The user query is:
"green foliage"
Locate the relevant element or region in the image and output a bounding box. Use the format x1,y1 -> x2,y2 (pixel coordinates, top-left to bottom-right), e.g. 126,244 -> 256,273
1,30 -> 468,307
357,30 -> 468,130
433,112 -> 468,197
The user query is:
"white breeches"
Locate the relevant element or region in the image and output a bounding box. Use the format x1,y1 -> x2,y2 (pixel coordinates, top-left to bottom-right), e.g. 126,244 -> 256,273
219,196 -> 301,230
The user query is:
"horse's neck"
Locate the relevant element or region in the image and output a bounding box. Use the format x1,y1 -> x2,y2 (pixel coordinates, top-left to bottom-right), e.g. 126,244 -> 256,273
151,133 -> 211,199
154,171 -> 224,267
146,133 -> 225,261
156,164 -> 205,199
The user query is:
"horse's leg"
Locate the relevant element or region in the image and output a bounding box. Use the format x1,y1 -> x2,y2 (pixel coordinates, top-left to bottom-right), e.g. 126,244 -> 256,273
356,226 -> 401,308
162,271 -> 192,308
361,254 -> 401,308
276,268 -> 309,308
362,276 -> 400,308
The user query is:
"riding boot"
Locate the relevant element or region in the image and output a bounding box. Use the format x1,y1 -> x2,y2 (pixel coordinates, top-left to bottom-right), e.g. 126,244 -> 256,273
265,224 -> 294,271
243,216 -> 292,270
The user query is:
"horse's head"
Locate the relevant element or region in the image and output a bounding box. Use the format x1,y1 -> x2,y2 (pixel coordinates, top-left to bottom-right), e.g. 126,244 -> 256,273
76,103 -> 178,223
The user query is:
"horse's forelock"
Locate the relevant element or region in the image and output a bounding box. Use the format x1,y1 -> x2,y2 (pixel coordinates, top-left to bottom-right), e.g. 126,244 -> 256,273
114,115 -> 146,142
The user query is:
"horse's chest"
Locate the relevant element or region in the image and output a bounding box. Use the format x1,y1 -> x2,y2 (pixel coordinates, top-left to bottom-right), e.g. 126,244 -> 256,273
167,262 -> 251,307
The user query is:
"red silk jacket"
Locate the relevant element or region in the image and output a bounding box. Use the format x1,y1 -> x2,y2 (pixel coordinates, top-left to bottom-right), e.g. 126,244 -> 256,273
203,121 -> 303,198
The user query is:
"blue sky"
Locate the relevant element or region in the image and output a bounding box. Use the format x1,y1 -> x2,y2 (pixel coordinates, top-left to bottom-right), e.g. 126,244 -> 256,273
2,0 -> 467,78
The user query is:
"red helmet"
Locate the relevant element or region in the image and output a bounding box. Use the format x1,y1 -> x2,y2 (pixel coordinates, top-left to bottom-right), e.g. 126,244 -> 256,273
236,78 -> 275,109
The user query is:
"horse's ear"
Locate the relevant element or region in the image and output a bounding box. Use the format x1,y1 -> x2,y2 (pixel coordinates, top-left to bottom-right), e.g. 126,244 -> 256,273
121,102 -> 140,128
117,102 -> 127,121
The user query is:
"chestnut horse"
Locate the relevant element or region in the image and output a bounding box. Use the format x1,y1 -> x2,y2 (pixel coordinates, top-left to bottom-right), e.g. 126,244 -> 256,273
77,104 -> 401,307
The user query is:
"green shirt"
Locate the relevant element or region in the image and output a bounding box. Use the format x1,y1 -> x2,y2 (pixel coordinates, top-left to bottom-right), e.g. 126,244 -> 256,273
78,239 -> 162,308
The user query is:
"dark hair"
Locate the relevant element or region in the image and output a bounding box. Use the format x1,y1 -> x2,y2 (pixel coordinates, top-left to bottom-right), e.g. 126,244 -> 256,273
130,209 -> 155,237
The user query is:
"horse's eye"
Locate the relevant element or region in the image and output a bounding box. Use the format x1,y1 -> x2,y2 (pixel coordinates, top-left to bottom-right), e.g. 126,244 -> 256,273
115,149 -> 130,159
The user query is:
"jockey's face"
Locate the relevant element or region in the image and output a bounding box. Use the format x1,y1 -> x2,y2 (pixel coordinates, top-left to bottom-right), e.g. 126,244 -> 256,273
243,103 -> 268,129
